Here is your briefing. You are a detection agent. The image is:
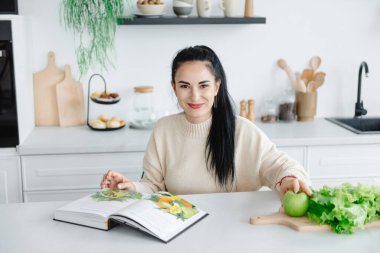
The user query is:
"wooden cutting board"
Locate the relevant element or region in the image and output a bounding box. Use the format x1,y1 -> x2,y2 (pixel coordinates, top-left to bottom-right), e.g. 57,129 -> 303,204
33,51 -> 65,126
250,212 -> 380,232
56,65 -> 86,127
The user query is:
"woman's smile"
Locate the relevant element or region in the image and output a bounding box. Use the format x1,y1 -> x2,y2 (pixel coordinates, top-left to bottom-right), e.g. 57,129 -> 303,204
188,103 -> 205,109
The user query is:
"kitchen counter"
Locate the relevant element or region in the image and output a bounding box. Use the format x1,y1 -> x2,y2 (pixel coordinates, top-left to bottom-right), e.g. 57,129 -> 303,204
18,118 -> 380,155
0,191 -> 379,253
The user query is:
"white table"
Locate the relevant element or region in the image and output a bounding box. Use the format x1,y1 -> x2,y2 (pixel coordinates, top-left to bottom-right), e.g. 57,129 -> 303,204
1,191 -> 379,253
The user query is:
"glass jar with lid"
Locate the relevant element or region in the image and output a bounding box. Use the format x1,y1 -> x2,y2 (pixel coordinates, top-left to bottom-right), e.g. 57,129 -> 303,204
278,86 -> 296,122
131,86 -> 156,129
260,98 -> 278,123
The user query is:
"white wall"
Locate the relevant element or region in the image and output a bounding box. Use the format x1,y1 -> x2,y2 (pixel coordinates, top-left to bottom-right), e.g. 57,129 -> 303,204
17,0 -> 380,121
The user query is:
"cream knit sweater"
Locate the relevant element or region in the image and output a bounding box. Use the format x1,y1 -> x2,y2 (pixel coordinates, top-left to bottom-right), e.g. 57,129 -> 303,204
134,113 -> 310,194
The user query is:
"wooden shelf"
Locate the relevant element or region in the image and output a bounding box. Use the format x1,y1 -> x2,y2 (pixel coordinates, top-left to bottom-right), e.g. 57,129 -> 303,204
118,16 -> 266,25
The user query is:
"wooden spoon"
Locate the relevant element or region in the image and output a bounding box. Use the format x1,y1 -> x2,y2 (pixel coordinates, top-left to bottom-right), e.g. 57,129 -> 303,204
301,68 -> 314,83
310,56 -> 321,71
277,59 -> 297,90
307,81 -> 317,92
295,72 -> 307,93
313,72 -> 326,89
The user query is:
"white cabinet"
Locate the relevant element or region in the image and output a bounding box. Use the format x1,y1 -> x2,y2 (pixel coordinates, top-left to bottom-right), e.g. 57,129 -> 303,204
0,153 -> 22,203
279,146 -> 307,169
308,144 -> 380,189
22,152 -> 145,202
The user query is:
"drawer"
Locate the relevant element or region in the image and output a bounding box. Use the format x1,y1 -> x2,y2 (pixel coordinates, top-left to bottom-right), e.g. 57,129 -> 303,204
279,146 -> 306,169
22,152 -> 144,191
24,189 -> 97,202
308,144 -> 380,179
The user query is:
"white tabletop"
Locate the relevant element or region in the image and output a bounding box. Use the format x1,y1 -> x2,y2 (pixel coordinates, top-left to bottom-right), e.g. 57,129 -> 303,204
0,191 -> 379,253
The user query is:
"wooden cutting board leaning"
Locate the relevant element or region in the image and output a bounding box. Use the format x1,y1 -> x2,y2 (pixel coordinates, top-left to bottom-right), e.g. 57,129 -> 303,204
250,212 -> 380,232
33,51 -> 65,126
56,65 -> 86,127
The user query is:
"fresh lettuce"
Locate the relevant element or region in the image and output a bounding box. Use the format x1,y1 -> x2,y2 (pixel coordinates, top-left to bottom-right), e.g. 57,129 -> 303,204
307,183 -> 380,234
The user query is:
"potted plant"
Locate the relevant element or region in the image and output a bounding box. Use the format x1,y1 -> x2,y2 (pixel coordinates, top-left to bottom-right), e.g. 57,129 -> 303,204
60,0 -> 133,78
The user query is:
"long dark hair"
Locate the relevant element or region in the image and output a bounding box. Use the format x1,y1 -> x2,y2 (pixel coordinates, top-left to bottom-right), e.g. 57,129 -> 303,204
171,45 -> 236,188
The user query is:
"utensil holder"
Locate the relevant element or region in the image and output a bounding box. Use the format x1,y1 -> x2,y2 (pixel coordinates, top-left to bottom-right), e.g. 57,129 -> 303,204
296,92 -> 317,122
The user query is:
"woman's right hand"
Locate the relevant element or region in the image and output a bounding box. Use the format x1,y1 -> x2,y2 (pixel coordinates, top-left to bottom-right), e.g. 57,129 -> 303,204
100,170 -> 136,192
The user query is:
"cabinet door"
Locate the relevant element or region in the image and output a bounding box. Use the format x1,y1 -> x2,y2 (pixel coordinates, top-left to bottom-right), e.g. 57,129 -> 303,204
0,156 -> 22,203
279,146 -> 306,169
24,189 -> 98,202
259,146 -> 306,191
308,144 -> 380,189
22,152 -> 144,191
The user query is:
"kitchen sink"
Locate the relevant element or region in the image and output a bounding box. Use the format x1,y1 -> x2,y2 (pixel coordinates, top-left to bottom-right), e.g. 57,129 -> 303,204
326,117 -> 380,134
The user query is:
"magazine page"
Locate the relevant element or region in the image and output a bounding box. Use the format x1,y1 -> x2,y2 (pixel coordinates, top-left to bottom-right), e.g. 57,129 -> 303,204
112,192 -> 207,241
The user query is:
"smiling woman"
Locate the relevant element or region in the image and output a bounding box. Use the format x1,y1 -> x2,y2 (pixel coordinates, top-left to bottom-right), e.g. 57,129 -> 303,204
100,45 -> 312,201
172,61 -> 220,124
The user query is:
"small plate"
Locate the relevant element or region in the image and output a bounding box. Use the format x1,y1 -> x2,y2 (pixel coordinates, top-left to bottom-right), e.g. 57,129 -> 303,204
91,96 -> 121,105
134,13 -> 164,18
88,124 -> 126,131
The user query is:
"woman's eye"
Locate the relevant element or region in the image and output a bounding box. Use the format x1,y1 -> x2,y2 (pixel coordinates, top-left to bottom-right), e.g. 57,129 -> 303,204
179,85 -> 189,89
200,84 -> 209,89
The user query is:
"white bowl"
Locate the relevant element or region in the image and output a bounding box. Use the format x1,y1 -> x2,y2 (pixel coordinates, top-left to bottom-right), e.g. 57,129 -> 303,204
137,4 -> 165,15
173,1 -> 192,7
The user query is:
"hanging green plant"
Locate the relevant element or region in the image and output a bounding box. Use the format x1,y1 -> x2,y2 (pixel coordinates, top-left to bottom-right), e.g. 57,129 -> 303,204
60,0 -> 133,78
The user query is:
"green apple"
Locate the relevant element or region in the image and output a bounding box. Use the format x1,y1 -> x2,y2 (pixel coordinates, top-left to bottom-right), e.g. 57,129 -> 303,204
283,190 -> 309,217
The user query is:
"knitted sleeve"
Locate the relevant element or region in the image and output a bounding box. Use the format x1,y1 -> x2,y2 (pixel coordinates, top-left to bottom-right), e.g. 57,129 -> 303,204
133,129 -> 166,194
255,127 -> 311,190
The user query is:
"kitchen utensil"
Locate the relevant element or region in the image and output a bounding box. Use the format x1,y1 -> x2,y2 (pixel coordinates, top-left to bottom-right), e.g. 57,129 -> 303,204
247,99 -> 255,122
295,72 -> 307,93
313,71 -> 326,89
33,51 -> 65,126
301,68 -> 314,83
307,81 -> 317,93
310,56 -> 322,71
56,65 -> 86,127
296,91 -> 317,121
244,0 -> 254,17
277,59 -> 297,91
239,100 -> 247,118
250,211 -> 380,232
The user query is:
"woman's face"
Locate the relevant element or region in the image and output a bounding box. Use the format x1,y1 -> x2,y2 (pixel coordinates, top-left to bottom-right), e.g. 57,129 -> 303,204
172,61 -> 220,124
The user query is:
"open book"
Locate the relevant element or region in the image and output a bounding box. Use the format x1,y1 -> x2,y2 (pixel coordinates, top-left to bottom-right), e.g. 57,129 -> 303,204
54,189 -> 208,243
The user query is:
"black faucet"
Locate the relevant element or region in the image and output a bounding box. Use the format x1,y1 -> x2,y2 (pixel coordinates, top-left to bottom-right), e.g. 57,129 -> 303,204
355,61 -> 369,117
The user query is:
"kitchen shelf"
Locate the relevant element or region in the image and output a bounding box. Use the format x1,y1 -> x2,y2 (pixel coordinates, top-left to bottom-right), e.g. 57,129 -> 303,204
117,16 -> 266,25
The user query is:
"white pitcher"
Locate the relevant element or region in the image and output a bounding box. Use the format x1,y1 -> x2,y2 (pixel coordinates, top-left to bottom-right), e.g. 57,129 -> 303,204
219,0 -> 239,17
197,0 -> 212,18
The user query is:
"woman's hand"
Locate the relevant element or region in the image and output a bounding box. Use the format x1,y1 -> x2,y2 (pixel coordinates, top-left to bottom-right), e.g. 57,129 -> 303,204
100,170 -> 136,192
278,177 -> 312,201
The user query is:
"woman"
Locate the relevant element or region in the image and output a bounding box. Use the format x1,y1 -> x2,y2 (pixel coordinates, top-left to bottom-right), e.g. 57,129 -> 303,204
101,45 -> 312,200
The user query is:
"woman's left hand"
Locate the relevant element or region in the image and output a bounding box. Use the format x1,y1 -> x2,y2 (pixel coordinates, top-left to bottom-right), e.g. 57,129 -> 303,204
278,177 -> 313,201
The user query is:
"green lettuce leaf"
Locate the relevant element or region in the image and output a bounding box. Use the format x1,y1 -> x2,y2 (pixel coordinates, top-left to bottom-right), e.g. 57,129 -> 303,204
307,183 -> 380,234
